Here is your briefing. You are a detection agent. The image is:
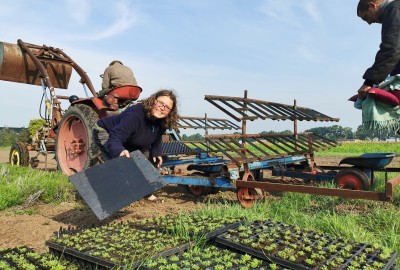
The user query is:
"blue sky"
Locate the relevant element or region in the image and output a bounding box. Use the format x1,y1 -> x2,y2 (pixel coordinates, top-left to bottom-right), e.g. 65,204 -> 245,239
0,0 -> 382,134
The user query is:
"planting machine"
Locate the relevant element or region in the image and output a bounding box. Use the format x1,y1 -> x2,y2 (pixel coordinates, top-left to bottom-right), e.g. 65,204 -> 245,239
159,91 -> 400,208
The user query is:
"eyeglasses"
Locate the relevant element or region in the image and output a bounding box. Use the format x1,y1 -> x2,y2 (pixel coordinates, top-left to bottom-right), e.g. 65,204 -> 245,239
155,99 -> 172,112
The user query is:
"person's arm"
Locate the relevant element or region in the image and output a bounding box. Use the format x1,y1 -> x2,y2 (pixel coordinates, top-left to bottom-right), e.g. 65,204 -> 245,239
101,67 -> 111,90
363,6 -> 400,86
106,111 -> 139,158
150,129 -> 165,167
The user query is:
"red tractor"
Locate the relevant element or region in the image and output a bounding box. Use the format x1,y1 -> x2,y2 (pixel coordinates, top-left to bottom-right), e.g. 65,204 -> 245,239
2,39 -> 142,175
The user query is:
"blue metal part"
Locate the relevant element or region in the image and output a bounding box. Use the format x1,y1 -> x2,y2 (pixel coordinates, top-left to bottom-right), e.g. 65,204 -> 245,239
164,175 -> 235,189
162,157 -> 230,167
227,156 -> 308,180
163,155 -> 309,188
187,164 -> 222,174
339,153 -> 396,169
272,169 -> 335,182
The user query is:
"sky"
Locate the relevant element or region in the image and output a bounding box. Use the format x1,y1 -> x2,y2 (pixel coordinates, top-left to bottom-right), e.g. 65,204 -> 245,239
0,0 -> 382,135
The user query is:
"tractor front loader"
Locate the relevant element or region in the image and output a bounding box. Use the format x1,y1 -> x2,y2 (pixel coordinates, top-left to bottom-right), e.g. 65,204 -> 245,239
1,39 -> 142,175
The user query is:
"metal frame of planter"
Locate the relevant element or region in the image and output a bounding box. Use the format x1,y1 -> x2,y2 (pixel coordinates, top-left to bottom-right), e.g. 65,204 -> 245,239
162,90 -> 400,205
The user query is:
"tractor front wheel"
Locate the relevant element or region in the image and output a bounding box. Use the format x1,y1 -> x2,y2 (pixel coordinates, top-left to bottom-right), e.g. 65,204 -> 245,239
334,168 -> 370,191
56,104 -> 100,176
9,142 -> 29,166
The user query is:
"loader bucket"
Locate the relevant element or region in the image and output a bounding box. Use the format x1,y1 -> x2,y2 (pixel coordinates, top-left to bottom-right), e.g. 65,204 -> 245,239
0,42 -> 72,89
68,150 -> 167,220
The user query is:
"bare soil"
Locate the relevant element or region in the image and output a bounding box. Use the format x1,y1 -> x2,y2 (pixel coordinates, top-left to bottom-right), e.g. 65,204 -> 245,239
0,149 -> 395,254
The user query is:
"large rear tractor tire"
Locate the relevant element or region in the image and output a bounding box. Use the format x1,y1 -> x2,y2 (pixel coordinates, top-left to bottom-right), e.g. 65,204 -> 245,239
9,142 -> 29,166
56,104 -> 101,176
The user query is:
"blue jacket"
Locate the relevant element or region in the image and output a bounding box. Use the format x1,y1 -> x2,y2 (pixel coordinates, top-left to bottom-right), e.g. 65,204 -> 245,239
97,104 -> 165,158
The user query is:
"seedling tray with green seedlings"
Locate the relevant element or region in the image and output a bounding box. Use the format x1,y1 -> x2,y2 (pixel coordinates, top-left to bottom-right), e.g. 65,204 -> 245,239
215,219 -> 398,270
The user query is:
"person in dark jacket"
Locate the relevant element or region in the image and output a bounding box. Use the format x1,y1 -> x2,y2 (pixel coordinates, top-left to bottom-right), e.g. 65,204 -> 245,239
356,0 -> 400,98
93,89 -> 178,168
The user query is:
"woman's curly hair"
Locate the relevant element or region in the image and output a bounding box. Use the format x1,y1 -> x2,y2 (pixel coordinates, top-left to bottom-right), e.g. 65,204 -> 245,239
142,89 -> 179,129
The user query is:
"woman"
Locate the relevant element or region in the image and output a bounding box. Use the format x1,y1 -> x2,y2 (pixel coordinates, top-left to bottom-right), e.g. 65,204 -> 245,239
93,89 -> 178,168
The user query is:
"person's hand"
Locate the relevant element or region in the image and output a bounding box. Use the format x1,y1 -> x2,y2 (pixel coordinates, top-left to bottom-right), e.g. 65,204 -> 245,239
153,156 -> 163,168
119,150 -> 130,158
357,84 -> 371,99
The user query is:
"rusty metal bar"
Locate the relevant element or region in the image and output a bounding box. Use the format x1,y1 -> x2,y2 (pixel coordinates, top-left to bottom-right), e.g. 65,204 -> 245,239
17,39 -> 63,128
236,181 -> 388,201
176,116 -> 240,130
385,174 -> 400,201
51,47 -> 97,97
204,95 -> 340,122
205,133 -> 338,166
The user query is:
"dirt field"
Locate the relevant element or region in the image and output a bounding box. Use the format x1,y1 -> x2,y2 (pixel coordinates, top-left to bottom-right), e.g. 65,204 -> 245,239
0,149 -> 386,254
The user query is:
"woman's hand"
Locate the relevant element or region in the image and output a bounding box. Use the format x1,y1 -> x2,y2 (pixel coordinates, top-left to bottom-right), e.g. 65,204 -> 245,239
153,156 -> 163,168
119,150 -> 130,158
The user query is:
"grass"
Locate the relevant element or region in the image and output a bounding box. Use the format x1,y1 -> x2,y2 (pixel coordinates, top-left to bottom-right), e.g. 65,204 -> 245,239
0,164 -> 75,210
316,141 -> 400,157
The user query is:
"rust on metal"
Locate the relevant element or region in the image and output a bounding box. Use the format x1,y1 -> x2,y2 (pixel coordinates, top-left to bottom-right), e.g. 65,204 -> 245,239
385,174 -> 400,201
235,180 -> 388,201
204,95 -> 340,122
205,132 -> 338,166
0,41 -> 72,89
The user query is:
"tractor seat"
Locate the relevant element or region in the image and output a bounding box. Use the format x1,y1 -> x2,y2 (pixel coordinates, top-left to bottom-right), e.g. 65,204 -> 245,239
105,85 -> 142,102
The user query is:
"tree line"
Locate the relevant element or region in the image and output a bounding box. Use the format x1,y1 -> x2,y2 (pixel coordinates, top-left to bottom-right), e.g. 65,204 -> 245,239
0,124 -> 396,148
181,125 -> 398,141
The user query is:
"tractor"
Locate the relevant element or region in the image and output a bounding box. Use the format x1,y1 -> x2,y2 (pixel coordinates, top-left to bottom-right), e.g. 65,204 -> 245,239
2,39 -> 142,175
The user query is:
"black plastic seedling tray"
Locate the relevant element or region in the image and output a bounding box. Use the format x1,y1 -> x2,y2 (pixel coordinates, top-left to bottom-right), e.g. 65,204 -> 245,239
129,215 -> 243,240
0,246 -> 79,269
46,224 -> 192,270
48,240 -> 190,269
215,219 -> 398,270
142,244 -> 290,270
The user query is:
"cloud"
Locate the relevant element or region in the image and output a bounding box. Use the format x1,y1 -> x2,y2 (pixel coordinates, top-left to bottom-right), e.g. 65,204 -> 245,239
258,0 -> 322,28
304,0 -> 321,23
81,1 -> 138,40
62,0 -> 138,41
66,0 -> 91,25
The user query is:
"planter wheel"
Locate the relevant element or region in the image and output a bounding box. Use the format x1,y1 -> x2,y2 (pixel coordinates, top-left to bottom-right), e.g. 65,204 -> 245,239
334,167 -> 370,190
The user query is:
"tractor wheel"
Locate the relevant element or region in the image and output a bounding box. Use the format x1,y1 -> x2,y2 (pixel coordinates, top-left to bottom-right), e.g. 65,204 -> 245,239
237,187 -> 264,208
334,168 -> 370,191
187,172 -> 211,196
30,157 -> 40,168
9,142 -> 29,166
56,104 -> 100,176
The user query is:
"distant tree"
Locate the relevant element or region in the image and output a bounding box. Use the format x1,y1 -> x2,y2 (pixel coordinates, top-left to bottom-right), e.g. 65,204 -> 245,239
181,133 -> 205,141
17,128 -> 31,143
0,128 -> 18,147
259,130 -> 292,135
354,125 -> 371,140
305,125 -> 354,141
354,125 -> 396,141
